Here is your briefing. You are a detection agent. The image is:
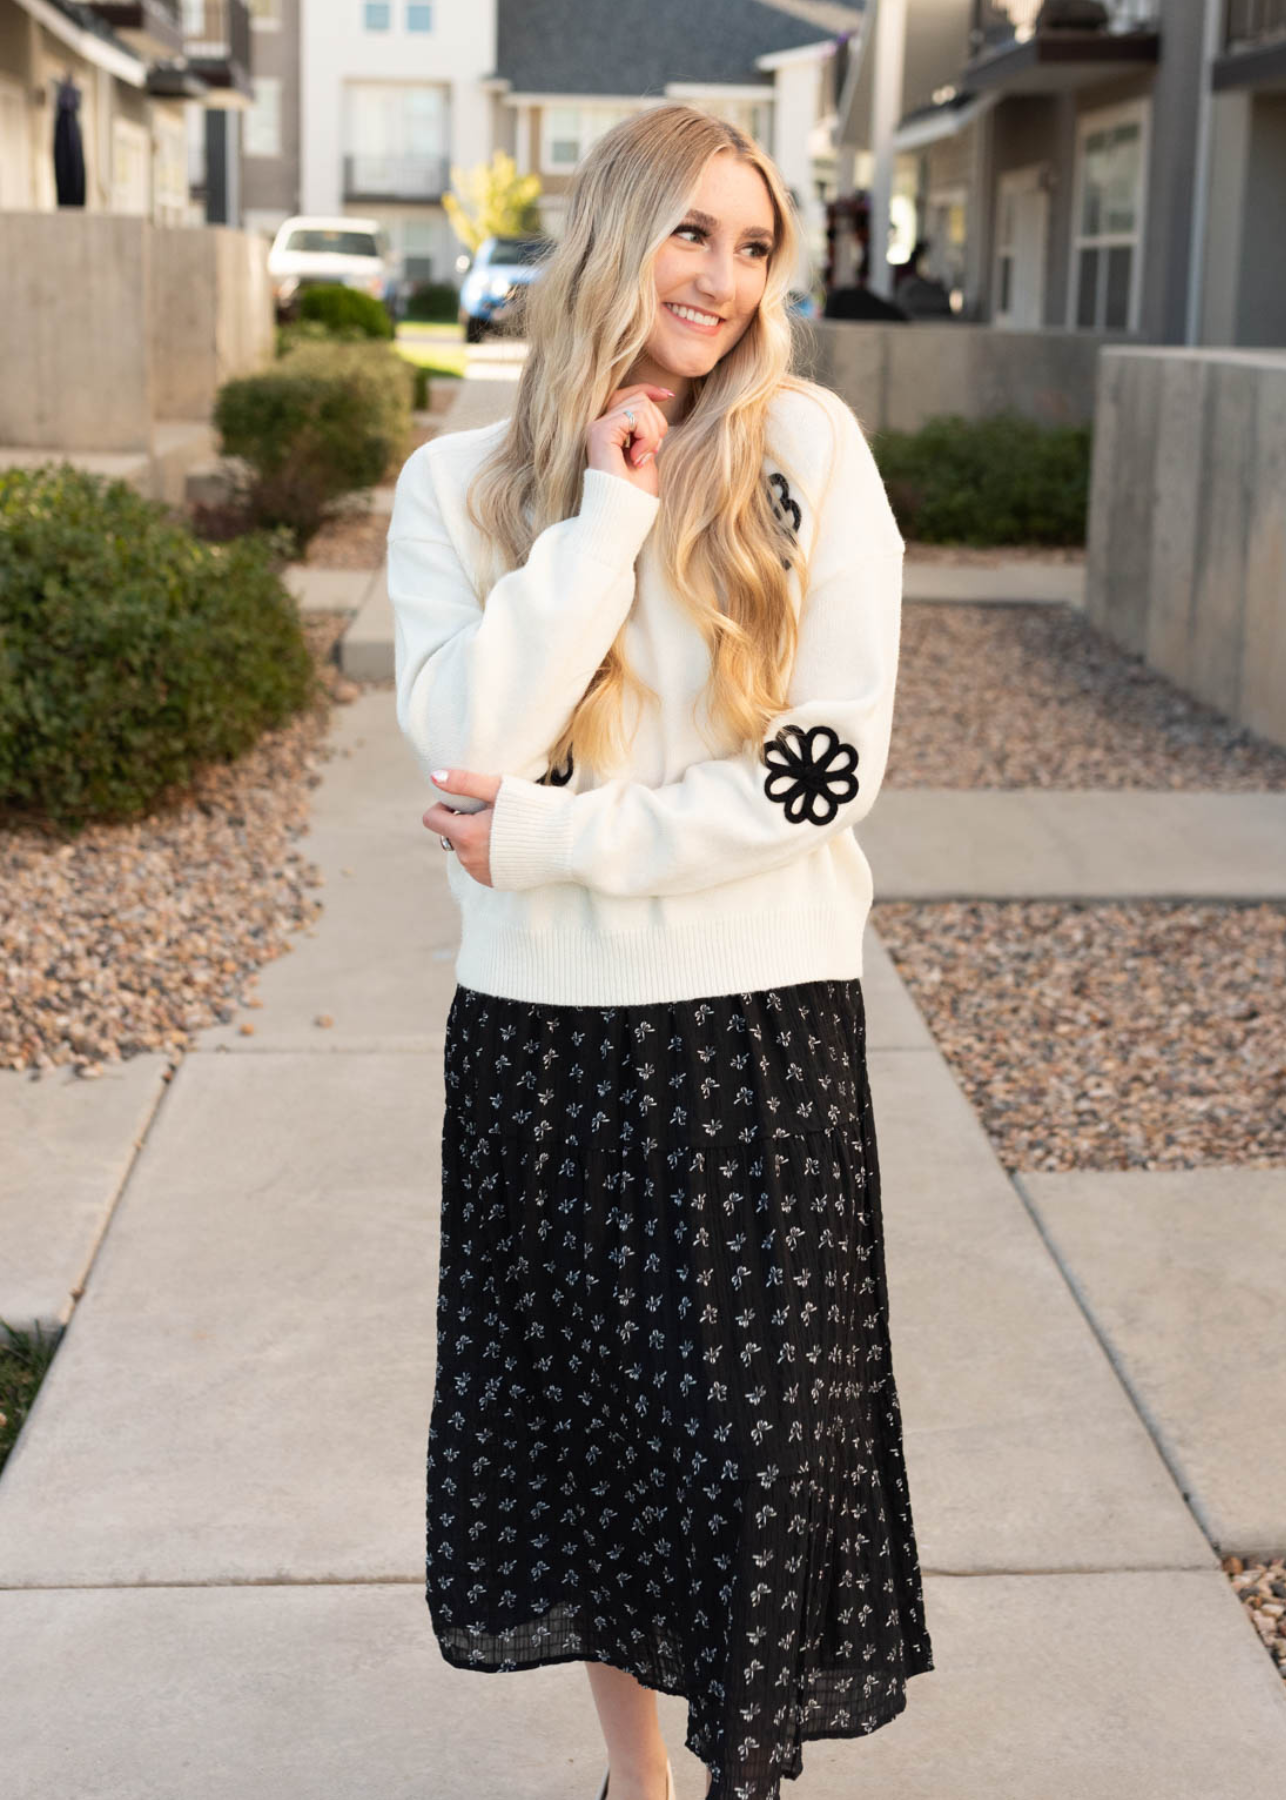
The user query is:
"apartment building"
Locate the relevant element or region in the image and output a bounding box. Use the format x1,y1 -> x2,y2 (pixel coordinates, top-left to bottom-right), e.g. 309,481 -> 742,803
239,0 -> 301,240
484,0 -> 867,288
299,0 -> 493,289
840,0 -> 1285,344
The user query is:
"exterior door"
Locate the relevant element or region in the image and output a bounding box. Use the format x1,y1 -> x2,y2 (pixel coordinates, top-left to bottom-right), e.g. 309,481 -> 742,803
994,164 -> 1048,329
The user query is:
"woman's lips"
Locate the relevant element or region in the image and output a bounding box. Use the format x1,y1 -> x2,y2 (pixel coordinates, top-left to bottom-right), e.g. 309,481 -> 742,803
664,301 -> 723,335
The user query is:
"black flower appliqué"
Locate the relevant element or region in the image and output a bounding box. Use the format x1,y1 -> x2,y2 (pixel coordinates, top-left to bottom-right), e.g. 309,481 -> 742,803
762,723 -> 859,825
537,748 -> 574,787
767,471 -> 801,570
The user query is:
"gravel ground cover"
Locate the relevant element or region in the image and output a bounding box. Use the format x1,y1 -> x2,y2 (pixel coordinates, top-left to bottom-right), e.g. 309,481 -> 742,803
872,898 -> 1286,1173
890,601 -> 1286,790
0,614 -> 355,1077
305,503 -> 393,570
1225,1556 -> 1286,1681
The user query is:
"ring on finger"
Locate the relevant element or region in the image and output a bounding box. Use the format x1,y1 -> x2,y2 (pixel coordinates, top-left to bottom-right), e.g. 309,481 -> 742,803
439,835 -> 453,851
623,407 -> 635,430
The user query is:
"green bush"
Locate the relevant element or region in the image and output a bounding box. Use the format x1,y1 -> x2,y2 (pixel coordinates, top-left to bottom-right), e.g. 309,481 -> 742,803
297,282 -> 394,339
872,411 -> 1091,546
0,464 -> 319,834
214,339 -> 413,550
403,281 -> 460,323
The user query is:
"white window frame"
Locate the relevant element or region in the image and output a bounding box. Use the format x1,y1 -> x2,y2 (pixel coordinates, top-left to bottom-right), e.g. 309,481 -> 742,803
539,104 -> 638,175
1066,95 -> 1150,334
244,75 -> 282,158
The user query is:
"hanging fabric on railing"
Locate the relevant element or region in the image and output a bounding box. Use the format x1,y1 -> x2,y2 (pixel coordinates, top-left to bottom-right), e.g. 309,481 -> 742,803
53,75 -> 86,209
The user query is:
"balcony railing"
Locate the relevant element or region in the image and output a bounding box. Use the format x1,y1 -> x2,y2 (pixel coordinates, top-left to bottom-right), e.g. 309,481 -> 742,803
86,0 -> 185,61
181,0 -> 251,93
343,154 -> 451,202
969,0 -> 1160,59
1224,0 -> 1286,47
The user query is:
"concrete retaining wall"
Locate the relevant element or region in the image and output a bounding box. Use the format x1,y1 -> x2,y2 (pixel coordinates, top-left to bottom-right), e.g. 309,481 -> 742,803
0,214 -> 154,452
151,226 -> 275,422
0,215 -> 275,451
793,318 -> 1110,433
1085,347 -> 1286,751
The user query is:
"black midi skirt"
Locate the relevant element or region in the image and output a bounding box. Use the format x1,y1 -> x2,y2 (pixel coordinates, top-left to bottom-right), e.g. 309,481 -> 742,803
427,975 -> 934,1800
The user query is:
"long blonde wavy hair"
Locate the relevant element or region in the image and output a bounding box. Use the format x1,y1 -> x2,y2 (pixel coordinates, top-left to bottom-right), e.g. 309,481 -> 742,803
463,102 -> 820,778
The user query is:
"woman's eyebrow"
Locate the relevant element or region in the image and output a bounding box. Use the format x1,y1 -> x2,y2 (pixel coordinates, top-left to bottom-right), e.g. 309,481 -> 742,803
682,208 -> 775,244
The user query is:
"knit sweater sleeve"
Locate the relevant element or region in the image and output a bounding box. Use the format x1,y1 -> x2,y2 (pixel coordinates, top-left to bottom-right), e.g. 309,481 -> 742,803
486,397 -> 904,898
387,446 -> 660,787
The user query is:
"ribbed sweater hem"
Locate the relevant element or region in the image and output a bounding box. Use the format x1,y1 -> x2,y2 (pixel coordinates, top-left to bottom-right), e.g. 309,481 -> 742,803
451,902 -> 867,1007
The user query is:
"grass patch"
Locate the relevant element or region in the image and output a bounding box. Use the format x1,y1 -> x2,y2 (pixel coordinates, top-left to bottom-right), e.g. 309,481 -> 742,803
0,1319 -> 62,1478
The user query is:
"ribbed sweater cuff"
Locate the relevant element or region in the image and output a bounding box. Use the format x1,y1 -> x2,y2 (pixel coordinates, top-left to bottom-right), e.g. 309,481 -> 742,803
575,468 -> 661,570
489,775 -> 577,891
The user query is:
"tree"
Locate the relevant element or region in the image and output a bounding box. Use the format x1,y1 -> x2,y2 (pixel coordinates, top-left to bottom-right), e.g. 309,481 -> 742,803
443,149 -> 543,254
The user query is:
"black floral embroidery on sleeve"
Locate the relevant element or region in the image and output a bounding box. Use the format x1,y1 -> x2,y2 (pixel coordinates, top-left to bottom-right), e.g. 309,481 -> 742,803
537,748 -> 574,787
767,471 -> 801,570
762,723 -> 859,825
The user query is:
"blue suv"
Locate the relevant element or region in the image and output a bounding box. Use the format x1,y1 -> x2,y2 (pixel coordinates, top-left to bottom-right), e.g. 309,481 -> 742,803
459,234 -> 552,342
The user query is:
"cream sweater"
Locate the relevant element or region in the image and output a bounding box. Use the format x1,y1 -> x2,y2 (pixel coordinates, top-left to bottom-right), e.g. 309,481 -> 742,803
386,380 -> 904,1006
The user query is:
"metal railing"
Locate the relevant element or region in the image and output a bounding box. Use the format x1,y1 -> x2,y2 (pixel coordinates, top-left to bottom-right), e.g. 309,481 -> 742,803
342,154 -> 451,201
969,0 -> 1160,57
181,0 -> 251,70
1224,0 -> 1286,47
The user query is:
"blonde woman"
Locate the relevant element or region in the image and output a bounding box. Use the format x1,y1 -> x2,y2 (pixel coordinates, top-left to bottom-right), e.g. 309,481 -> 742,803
387,103 -> 934,1800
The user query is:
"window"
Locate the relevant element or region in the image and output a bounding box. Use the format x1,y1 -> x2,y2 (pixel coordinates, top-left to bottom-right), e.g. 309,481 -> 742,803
1069,100 -> 1148,331
344,83 -> 449,199
283,226 -> 381,256
244,76 -> 281,158
407,2 -> 432,27
541,105 -> 635,173
364,2 -> 391,28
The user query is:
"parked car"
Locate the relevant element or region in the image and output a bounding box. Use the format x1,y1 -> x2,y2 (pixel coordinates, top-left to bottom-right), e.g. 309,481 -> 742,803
459,234 -> 552,342
267,215 -> 390,321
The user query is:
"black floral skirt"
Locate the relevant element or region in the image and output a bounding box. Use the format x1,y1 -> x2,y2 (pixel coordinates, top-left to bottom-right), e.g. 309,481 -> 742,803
427,975 -> 934,1800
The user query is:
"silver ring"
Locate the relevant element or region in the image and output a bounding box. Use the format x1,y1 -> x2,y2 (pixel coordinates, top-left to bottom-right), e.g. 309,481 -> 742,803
623,407 -> 635,430
439,835 -> 453,851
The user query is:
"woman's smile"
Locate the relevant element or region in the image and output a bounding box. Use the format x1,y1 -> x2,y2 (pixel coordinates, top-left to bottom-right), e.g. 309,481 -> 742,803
663,299 -> 724,334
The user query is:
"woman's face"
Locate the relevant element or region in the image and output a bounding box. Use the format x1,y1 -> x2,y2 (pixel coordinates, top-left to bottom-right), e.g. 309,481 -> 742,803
647,153 -> 777,383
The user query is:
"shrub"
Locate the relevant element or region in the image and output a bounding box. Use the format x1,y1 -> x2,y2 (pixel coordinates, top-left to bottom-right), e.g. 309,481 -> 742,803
872,411 -> 1091,546
403,281 -> 460,323
0,464 -> 319,834
214,339 -> 413,550
297,281 -> 394,339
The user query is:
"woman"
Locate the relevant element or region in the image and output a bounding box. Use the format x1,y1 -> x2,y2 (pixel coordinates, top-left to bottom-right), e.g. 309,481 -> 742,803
387,103 -> 934,1800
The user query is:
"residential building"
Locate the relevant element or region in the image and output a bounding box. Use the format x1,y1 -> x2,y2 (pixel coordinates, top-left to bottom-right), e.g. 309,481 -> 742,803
240,0 -> 300,242
176,0 -> 254,223
839,0 -> 1285,345
0,0 -> 259,225
485,0 -> 867,291
0,0 -> 190,216
299,0 -> 494,291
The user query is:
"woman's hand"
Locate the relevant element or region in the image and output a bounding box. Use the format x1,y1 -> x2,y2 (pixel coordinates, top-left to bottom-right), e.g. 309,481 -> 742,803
422,768 -> 502,887
586,384 -> 674,497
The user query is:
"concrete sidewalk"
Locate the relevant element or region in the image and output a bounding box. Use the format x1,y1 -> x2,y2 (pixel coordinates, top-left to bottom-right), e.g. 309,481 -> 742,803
2,360 -> 1284,1795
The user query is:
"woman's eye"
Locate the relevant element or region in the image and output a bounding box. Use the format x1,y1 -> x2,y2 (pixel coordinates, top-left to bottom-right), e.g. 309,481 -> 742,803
676,226 -> 770,258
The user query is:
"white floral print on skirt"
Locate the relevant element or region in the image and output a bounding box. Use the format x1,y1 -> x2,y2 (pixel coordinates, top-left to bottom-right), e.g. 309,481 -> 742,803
426,975 -> 934,1800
